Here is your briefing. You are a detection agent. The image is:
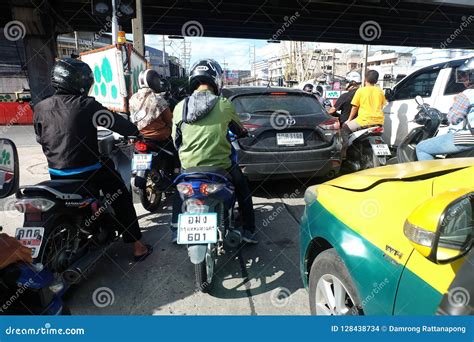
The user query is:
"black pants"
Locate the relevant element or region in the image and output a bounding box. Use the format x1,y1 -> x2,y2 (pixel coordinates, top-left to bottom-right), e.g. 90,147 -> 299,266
171,164 -> 256,233
50,160 -> 142,243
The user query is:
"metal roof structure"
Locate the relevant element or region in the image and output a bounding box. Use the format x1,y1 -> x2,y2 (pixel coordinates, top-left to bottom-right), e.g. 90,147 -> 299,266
2,0 -> 474,48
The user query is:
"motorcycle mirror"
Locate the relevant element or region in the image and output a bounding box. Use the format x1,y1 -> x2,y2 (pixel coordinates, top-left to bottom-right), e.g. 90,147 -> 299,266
0,138 -> 20,199
415,95 -> 424,105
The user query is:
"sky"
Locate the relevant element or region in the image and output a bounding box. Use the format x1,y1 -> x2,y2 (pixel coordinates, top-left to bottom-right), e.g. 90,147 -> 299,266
143,35 -> 420,71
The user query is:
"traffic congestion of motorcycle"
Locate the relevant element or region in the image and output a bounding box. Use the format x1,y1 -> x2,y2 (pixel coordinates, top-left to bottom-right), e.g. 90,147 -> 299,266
1,53 -> 473,317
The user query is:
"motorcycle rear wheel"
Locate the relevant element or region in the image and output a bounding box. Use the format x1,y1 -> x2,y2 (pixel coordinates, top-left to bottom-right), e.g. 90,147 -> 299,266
195,250 -> 215,293
138,169 -> 163,212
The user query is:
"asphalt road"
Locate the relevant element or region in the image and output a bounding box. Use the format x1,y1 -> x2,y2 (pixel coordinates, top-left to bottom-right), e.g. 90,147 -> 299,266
1,126 -> 318,315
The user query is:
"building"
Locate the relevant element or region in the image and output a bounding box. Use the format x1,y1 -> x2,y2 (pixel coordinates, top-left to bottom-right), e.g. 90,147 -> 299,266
411,47 -> 473,68
366,50 -> 414,88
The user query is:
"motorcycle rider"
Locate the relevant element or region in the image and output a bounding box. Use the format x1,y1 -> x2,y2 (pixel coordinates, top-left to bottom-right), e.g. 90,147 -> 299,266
341,70 -> 386,153
129,69 -> 179,188
171,59 -> 258,244
33,58 -> 153,261
328,73 -> 361,125
303,83 -> 314,93
416,58 -> 474,160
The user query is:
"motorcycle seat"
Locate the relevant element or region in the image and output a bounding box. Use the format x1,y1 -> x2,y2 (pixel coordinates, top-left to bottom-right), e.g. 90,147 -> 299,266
20,180 -> 100,199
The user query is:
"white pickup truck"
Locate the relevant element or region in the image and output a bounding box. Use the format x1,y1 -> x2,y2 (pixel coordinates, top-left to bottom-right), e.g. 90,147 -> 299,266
383,57 -> 471,147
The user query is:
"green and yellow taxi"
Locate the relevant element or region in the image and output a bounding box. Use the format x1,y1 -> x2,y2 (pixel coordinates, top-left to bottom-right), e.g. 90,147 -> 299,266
300,158 -> 474,315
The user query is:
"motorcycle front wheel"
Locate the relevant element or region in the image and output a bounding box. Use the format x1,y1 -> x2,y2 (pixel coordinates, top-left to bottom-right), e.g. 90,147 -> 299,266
137,169 -> 163,212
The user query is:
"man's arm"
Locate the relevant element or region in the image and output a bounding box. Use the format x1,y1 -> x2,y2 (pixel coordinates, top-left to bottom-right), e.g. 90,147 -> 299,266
226,99 -> 247,137
90,100 -> 139,136
447,93 -> 469,125
329,95 -> 346,115
347,105 -> 359,122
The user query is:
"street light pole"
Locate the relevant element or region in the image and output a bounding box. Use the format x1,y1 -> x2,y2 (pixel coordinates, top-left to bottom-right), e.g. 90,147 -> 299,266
111,0 -> 118,44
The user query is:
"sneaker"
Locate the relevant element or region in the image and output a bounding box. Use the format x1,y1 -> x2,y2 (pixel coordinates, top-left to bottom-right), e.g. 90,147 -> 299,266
242,230 -> 258,244
171,229 -> 178,243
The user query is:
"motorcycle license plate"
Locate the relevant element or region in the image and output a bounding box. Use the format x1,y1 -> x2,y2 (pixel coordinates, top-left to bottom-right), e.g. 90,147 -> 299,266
277,132 -> 304,146
132,154 -> 152,171
177,213 -> 218,245
15,227 -> 45,258
371,143 -> 391,156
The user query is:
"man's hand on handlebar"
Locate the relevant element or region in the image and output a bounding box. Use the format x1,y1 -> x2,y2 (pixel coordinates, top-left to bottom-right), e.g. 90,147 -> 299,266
0,233 -> 33,270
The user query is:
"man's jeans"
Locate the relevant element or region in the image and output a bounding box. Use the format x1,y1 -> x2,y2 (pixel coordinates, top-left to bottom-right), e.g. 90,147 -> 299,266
171,164 -> 256,233
416,132 -> 474,160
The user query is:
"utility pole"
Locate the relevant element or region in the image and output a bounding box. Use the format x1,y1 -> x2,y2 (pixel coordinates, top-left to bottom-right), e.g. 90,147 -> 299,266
332,48 -> 336,84
253,45 -> 256,85
111,0 -> 118,44
131,0 -> 144,55
162,35 -> 166,76
74,31 -> 79,53
362,44 -> 369,85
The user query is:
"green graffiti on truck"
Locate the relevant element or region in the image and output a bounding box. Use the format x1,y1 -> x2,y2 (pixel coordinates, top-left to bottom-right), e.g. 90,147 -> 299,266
93,57 -> 118,100
1,149 -> 11,166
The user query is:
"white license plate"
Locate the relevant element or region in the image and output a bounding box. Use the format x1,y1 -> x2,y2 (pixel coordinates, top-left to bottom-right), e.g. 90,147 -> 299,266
276,132 -> 304,146
371,143 -> 391,156
132,154 -> 152,171
177,213 -> 218,245
15,227 -> 45,258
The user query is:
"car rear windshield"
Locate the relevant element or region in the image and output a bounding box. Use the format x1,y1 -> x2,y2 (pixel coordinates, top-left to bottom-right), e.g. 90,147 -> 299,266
232,94 -> 323,115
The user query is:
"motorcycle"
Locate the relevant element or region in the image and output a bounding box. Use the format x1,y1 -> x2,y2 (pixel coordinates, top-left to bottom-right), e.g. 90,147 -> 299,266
132,138 -> 176,212
173,131 -> 244,293
0,138 -> 67,315
344,125 -> 390,171
13,130 -> 139,285
389,95 -> 474,163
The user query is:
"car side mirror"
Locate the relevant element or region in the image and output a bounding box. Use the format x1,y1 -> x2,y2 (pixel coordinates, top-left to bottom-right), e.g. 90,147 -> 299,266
0,138 -> 20,199
404,189 -> 473,264
384,88 -> 394,101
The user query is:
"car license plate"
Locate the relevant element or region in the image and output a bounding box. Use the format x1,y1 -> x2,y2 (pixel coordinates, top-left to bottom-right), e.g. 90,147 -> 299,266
276,132 -> 304,146
132,154 -> 152,171
177,213 -> 218,245
15,227 -> 45,258
371,143 -> 391,156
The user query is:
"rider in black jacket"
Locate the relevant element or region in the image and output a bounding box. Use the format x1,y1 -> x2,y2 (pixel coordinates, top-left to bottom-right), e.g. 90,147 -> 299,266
33,58 -> 153,261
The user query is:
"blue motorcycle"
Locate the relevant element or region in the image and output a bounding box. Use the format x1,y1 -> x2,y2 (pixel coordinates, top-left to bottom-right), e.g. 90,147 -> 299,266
174,167 -> 242,292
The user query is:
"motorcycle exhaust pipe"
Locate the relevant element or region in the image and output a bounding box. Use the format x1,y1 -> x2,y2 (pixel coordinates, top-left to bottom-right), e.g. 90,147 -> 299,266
62,246 -> 109,284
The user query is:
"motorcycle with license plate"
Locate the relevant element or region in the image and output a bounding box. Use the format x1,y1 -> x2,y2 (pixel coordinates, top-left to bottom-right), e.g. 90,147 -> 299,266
13,129 -> 139,288
344,125 -> 391,172
132,138 -> 176,212
174,132 -> 244,293
0,138 -> 67,315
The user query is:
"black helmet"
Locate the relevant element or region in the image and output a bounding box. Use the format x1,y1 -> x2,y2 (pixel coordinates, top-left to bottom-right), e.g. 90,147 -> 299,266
51,58 -> 94,95
303,83 -> 314,92
138,69 -> 163,93
189,59 -> 223,94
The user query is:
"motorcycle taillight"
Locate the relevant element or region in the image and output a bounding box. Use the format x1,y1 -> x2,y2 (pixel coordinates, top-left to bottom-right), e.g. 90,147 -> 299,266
135,141 -> 148,152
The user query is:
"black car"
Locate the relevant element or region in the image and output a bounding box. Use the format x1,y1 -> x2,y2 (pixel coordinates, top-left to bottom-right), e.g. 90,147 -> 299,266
222,87 -> 342,181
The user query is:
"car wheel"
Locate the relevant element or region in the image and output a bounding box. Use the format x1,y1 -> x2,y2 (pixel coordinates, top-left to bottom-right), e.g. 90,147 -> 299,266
308,248 -> 363,315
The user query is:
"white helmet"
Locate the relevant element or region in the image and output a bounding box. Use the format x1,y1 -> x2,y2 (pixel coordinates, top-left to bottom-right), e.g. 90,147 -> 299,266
346,71 -> 361,84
